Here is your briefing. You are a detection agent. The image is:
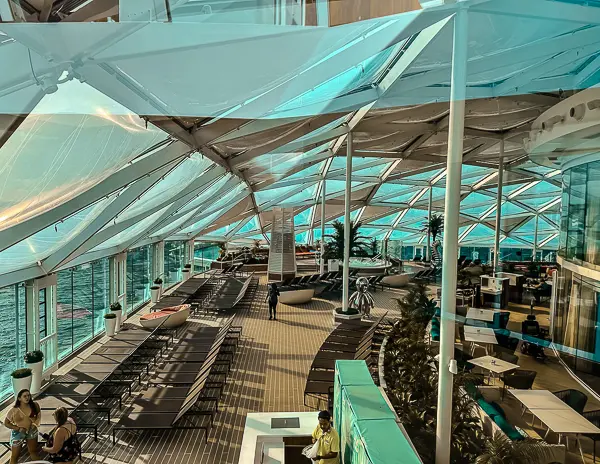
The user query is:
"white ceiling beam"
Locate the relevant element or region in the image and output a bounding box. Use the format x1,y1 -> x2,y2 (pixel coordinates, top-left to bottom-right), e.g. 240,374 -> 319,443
41,161 -> 179,272
392,25 -> 600,94
0,139 -> 189,253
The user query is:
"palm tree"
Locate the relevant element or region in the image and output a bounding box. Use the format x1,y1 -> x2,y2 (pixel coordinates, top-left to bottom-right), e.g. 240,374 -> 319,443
421,213 -> 444,242
324,220 -> 369,260
476,432 -> 558,464
369,238 -> 380,257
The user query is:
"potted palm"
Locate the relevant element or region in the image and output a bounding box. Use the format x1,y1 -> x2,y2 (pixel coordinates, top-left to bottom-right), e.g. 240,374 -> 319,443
421,214 -> 444,262
110,302 -> 123,330
104,313 -> 117,337
182,263 -> 192,281
24,350 -> 44,394
11,368 -> 32,396
154,277 -> 163,298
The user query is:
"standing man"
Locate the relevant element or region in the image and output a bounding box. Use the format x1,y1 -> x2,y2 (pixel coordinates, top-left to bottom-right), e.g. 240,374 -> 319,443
266,283 -> 280,320
311,410 -> 340,464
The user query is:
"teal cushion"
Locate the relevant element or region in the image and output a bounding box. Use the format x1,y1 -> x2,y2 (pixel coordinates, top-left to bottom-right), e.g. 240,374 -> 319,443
477,399 -> 500,418
493,415 -> 524,441
431,318 -> 440,328
465,382 -> 482,400
431,328 -> 440,341
434,308 -> 441,317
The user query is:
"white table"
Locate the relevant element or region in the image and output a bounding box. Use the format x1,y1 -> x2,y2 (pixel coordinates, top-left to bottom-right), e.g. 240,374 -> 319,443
469,355 -> 519,374
510,390 -> 569,410
466,308 -> 498,322
464,326 -> 498,355
510,389 -> 600,457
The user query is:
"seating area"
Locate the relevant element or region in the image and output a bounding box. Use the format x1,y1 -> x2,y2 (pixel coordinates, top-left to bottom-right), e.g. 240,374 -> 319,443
304,314 -> 388,409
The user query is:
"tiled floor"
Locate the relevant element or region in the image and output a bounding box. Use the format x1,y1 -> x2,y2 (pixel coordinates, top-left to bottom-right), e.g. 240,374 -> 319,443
1,276 -> 403,464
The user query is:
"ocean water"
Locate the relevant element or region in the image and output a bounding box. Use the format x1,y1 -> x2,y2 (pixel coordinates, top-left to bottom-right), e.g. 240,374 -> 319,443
0,245 -> 218,401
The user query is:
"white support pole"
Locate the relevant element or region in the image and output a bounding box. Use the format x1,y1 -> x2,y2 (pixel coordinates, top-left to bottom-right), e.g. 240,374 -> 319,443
320,179 -> 327,274
427,186 -> 433,262
342,133 -> 353,313
436,8 -> 468,464
533,213 -> 539,260
493,140 -> 505,273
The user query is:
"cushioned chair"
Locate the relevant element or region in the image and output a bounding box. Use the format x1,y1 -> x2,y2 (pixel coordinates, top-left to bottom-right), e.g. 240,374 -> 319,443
476,399 -> 524,440
497,352 -> 519,366
495,332 -> 520,357
501,369 -> 537,400
553,388 -> 588,414
579,410 -> 600,463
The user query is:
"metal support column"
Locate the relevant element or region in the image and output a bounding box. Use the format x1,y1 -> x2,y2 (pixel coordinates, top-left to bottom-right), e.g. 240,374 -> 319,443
493,140 -> 505,272
320,179 -> 327,274
436,8 -> 468,464
427,186 -> 433,262
342,133 -> 353,313
533,213 -> 539,260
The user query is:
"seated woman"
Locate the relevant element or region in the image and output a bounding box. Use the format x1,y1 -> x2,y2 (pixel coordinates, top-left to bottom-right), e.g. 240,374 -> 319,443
42,407 -> 80,464
3,389 -> 41,464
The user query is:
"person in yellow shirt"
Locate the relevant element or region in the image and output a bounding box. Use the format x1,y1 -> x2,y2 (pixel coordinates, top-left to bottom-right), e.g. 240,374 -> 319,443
311,410 -> 340,464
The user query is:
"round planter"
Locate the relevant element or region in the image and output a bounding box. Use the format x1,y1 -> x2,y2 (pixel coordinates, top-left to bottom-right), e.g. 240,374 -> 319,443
182,269 -> 191,281
105,317 -> 117,337
27,360 -> 44,395
158,284 -> 163,298
12,375 -> 32,397
112,309 -> 123,331
151,287 -> 160,303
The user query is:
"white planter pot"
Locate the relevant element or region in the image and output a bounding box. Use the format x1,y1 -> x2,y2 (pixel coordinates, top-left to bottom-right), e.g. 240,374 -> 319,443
182,269 -> 190,281
12,375 -> 32,397
151,287 -> 160,303
112,309 -> 123,330
27,360 -> 44,395
105,317 -> 117,337
156,284 -> 163,298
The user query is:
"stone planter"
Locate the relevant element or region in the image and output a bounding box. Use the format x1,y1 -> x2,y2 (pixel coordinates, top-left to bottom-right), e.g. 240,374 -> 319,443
182,269 -> 191,281
27,360 -> 44,395
112,309 -> 123,331
105,316 -> 117,337
333,309 -> 363,324
151,286 -> 160,303
12,374 -> 32,397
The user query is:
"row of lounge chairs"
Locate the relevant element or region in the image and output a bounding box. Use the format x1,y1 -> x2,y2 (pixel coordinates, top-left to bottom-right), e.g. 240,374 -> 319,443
201,274 -> 257,313
0,275 -> 241,459
303,314 -> 389,409
113,316 -> 241,444
275,270 -> 389,295
0,320 -> 176,453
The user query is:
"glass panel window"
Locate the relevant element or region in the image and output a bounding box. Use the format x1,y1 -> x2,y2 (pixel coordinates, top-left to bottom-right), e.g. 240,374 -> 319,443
0,284 -> 26,400
584,162 -> 600,265
39,288 -> 48,340
164,241 -> 185,286
93,259 -> 110,337
72,264 -> 94,352
566,165 -> 587,262
126,246 -> 152,313
56,270 -> 73,359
